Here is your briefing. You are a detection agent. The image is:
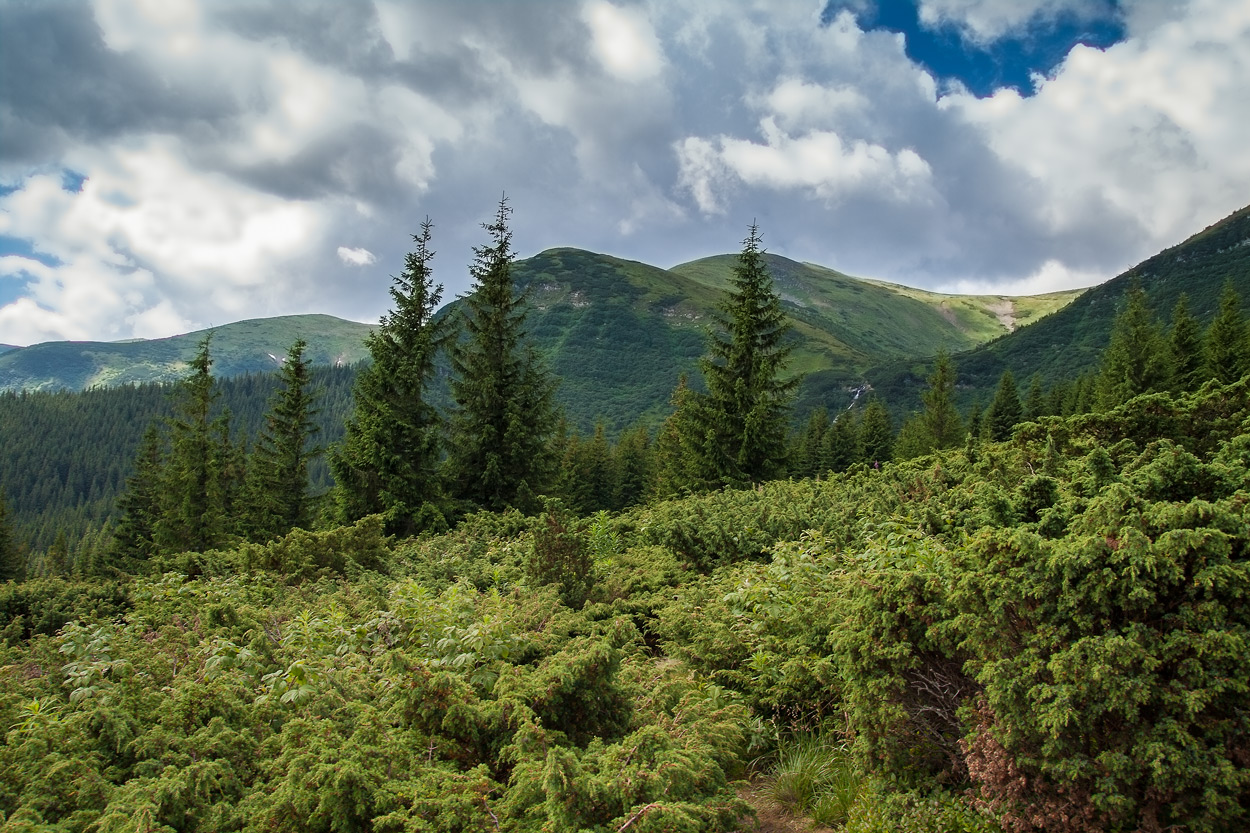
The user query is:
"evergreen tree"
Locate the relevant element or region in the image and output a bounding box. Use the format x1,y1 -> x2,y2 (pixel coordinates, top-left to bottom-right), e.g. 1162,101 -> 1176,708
447,197 -> 558,512
45,530 -> 69,576
651,375 -> 701,498
1168,294 -> 1205,392
612,423 -> 653,510
1097,284 -> 1170,409
0,487 -> 21,582
682,223 -> 796,489
154,336 -> 229,554
986,370 -> 1024,441
823,411 -> 860,473
858,398 -> 894,465
793,408 -> 830,478
111,424 -> 166,565
245,339 -> 322,541
332,220 -> 451,534
920,350 -> 963,449
1205,281 -> 1248,384
1024,374 -> 1046,421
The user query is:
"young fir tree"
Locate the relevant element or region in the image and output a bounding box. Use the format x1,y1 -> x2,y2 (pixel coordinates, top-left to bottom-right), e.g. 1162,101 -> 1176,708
45,530 -> 69,576
245,339 -> 322,541
447,197 -> 557,512
1205,281 -> 1248,385
986,369 -> 1024,441
1024,374 -> 1046,421
1097,284 -> 1170,409
110,424 -> 166,566
858,398 -> 894,465
823,411 -> 861,473
921,350 -> 963,449
612,423 -> 653,510
793,408 -> 831,478
332,220 -> 451,534
1168,294 -> 1206,392
682,223 -> 796,489
0,487 -> 22,582
154,335 -> 230,554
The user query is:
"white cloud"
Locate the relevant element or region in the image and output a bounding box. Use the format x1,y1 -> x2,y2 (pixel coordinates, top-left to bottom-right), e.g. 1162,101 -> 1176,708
677,117 -> 934,211
917,0 -> 1111,42
943,0 -> 1250,245
337,246 -> 376,266
939,258 -> 1106,296
583,0 -> 664,82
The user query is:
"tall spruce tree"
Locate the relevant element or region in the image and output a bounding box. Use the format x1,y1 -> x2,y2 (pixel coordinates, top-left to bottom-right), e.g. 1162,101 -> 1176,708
110,424 -> 166,565
332,220 -> 451,534
986,369 -> 1024,441
245,339 -> 322,541
682,223 -> 796,489
1097,284 -> 1170,409
921,349 -> 963,449
1168,294 -> 1205,392
1206,281 -> 1248,384
0,487 -> 21,582
859,398 -> 894,465
154,335 -> 230,554
447,197 -> 557,512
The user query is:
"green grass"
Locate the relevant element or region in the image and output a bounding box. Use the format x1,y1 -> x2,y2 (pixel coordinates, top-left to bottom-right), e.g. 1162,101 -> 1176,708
766,733 -> 863,828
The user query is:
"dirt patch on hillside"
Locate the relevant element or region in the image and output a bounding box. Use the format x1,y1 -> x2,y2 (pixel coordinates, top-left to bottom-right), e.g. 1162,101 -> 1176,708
737,780 -> 834,833
986,299 -> 1016,332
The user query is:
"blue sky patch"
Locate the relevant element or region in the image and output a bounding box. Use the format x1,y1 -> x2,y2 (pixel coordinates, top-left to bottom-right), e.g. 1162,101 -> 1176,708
823,0 -> 1127,97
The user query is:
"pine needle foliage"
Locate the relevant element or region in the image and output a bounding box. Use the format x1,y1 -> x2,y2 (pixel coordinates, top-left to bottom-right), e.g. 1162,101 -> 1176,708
685,223 -> 796,489
332,219 -> 451,535
447,197 -> 558,512
244,339 -> 322,541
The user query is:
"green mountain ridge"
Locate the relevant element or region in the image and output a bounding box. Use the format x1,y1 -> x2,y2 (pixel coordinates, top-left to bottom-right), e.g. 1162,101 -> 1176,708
0,314 -> 375,392
866,202 -> 1250,412
2,250 -> 1080,433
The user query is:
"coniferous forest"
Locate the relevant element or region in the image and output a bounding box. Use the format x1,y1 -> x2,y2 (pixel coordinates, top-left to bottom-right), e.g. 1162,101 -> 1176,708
1,199 -> 1250,832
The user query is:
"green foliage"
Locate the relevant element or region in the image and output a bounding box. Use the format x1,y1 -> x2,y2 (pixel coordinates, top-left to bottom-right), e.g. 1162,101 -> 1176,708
525,502 -> 594,609
1168,293 -> 1205,392
243,338 -> 322,541
985,369 -> 1023,441
1206,280 -> 1249,384
448,198 -> 558,512
332,221 -> 451,535
1097,283 -> 1171,409
0,487 -> 21,583
679,224 -> 797,490
766,733 -> 862,827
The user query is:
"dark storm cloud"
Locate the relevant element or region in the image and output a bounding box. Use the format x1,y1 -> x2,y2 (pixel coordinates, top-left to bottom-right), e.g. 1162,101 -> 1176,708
0,1 -> 237,168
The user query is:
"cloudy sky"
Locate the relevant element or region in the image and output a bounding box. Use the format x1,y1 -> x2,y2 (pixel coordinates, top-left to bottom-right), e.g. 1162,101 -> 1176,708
1,0 -> 1248,346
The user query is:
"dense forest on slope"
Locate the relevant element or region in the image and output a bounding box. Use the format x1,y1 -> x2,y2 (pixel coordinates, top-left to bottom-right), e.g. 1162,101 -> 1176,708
869,203 -> 1250,414
2,379 -> 1247,831
0,367 -> 359,551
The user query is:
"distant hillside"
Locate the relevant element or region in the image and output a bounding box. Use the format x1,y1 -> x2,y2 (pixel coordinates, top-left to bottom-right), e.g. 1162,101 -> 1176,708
868,202 -> 1250,413
0,314 -> 374,392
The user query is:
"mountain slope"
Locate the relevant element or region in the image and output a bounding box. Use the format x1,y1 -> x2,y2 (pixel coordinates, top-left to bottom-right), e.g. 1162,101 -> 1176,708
0,314 -> 374,392
865,203 -> 1250,412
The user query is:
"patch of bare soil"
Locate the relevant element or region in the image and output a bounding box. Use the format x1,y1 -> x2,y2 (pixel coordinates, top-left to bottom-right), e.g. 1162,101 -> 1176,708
737,779 -> 835,833
985,299 -> 1017,332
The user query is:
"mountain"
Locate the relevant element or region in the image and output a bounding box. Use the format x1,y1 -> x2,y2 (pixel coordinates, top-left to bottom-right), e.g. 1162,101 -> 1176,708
484,248 -> 1079,430
1,249 -> 1083,432
0,314 -> 374,392
866,203 -> 1250,412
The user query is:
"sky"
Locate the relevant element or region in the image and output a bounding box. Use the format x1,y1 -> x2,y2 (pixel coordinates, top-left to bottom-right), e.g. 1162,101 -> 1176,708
1,0 -> 1248,347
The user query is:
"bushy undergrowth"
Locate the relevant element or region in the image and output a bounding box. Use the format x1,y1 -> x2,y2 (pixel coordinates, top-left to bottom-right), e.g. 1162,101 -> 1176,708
3,380 -> 1249,831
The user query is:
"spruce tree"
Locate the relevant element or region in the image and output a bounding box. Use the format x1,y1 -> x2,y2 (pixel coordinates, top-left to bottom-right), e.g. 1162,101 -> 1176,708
794,408 -> 830,478
0,487 -> 21,582
1097,284 -> 1170,409
154,336 -> 229,554
1168,294 -> 1205,392
920,350 -> 963,449
986,370 -> 1024,441
447,197 -> 558,512
1205,282 -> 1248,384
823,411 -> 861,473
111,424 -> 166,565
245,339 -> 322,541
683,223 -> 796,489
859,398 -> 894,465
332,219 -> 451,534
612,423 -> 653,510
1024,374 -> 1046,421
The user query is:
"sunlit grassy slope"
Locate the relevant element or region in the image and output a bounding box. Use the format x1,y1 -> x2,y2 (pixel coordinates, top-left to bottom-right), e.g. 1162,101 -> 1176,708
0,315 -> 374,393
